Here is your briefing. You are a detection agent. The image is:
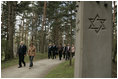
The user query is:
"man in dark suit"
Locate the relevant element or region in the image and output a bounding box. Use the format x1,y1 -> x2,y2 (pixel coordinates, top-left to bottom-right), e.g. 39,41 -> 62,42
48,44 -> 52,59
52,43 -> 56,59
62,44 -> 67,59
66,44 -> 71,60
17,41 -> 27,68
55,44 -> 58,55
58,43 -> 63,60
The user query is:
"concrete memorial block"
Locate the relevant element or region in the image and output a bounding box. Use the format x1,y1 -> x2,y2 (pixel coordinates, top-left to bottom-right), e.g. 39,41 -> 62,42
74,1 -> 112,78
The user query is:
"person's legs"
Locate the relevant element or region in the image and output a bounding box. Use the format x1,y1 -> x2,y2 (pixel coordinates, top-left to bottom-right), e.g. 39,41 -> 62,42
68,52 -> 70,60
52,51 -> 54,59
54,51 -> 56,59
72,53 -> 75,57
59,52 -> 61,60
63,52 -> 65,59
22,55 -> 26,66
60,52 -> 62,60
18,55 -> 22,67
66,52 -> 68,60
50,52 -> 53,59
29,56 -> 32,67
67,52 -> 69,60
59,51 -> 62,60
31,56 -> 34,67
55,52 -> 56,59
48,52 -> 50,59
65,53 -> 67,60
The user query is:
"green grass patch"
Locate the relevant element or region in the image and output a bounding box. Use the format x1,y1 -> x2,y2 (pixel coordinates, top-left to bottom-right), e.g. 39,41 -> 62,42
45,59 -> 74,78
1,53 -> 48,69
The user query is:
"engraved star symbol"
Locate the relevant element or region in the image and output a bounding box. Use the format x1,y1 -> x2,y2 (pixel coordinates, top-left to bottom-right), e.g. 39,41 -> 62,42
88,14 -> 106,33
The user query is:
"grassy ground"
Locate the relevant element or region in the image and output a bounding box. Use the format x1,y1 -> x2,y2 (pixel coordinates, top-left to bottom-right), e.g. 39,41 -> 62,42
45,58 -> 117,78
45,58 -> 74,78
1,53 -> 48,69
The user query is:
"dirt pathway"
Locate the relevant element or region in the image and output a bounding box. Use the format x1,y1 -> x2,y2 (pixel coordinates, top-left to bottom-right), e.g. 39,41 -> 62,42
1,59 -> 64,78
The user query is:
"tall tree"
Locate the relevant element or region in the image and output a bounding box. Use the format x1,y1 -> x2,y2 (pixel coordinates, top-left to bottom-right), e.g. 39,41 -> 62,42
40,1 -> 47,53
5,1 -> 17,60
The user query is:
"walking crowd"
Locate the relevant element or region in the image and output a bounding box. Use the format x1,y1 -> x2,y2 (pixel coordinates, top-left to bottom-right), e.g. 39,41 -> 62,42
48,43 -> 75,60
17,41 -> 75,69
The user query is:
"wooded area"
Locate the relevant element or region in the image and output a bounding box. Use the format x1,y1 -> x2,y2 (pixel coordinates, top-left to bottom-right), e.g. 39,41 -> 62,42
1,1 -> 76,61
1,1 -> 117,78
1,1 -> 117,64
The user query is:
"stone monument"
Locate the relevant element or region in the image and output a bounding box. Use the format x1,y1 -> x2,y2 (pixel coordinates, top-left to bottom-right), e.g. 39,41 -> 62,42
74,1 -> 112,78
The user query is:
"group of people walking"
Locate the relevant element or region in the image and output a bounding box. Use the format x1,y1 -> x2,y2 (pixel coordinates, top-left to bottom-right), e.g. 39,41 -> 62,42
48,43 -> 75,60
17,41 -> 75,69
17,41 -> 36,69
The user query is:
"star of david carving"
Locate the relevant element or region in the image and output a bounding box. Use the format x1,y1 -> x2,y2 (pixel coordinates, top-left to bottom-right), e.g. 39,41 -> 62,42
88,14 -> 106,33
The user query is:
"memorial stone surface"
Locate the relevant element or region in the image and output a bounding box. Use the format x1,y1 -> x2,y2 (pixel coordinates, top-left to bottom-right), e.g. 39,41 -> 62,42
74,1 -> 112,78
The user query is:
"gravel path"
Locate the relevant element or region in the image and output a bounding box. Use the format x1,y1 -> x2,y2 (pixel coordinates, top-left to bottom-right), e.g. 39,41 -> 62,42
1,59 -> 64,78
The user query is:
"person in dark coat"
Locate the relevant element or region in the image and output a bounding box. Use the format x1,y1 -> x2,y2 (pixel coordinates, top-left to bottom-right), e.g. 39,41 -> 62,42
55,44 -> 58,55
17,41 -> 27,68
48,44 -> 52,59
66,44 -> 71,60
58,43 -> 63,60
62,44 -> 67,59
52,43 -> 57,59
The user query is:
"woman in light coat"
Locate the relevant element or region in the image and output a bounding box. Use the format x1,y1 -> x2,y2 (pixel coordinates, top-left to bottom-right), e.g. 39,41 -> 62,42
71,44 -> 75,58
28,42 -> 36,69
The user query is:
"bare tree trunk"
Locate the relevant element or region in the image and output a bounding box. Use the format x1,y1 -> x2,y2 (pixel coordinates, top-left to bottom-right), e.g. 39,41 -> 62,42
34,14 -> 39,52
1,2 -> 9,60
5,1 -> 16,60
40,1 -> 46,53
25,18 -> 29,47
69,10 -> 73,66
12,1 -> 17,58
21,14 -> 25,41
5,2 -> 11,60
69,21 -> 72,66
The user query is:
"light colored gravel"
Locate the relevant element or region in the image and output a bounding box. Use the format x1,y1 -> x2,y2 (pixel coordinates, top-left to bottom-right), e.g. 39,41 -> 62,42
1,58 -> 64,78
